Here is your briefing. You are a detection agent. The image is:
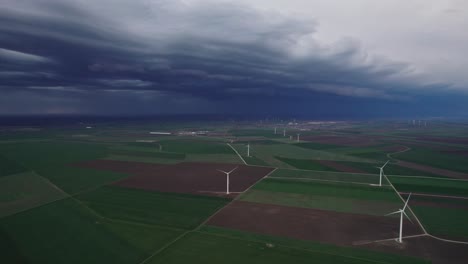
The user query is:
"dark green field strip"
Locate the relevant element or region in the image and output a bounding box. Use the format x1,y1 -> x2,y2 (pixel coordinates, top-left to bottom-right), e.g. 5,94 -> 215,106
156,140 -> 234,154
36,165 -> 129,194
103,220 -> 184,253
76,186 -> 229,229
240,190 -> 400,216
0,141 -> 109,168
253,178 -> 400,202
0,198 -> 144,264
110,149 -> 186,160
0,229 -> 30,264
270,169 -> 379,185
0,136 -> 132,193
0,155 -> 27,177
413,206 -> 468,239
244,156 -> 270,166
389,177 -> 468,197
393,147 -> 468,173
334,161 -> 445,177
275,156 -> 339,171
294,142 -> 342,150
349,151 -> 390,161
229,129 -> 285,138
0,172 -> 67,218
236,139 -> 282,145
198,227 -> 429,264
150,227 -> 429,264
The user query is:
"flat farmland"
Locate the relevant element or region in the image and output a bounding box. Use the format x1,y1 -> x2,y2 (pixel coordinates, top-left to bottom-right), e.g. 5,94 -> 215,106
298,135 -> 383,147
0,198 -> 182,264
158,140 -> 234,154
389,176 -> 468,197
0,171 -> 67,218
76,186 -> 229,229
0,141 -> 129,193
269,168 -> 380,185
240,178 -> 401,216
206,201 -> 422,246
78,160 -> 273,197
0,155 -> 27,177
393,146 -> 468,174
149,229 -> 429,264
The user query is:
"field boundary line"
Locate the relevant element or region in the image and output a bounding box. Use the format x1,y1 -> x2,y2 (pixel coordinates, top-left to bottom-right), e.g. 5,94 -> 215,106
227,143 -> 247,165
138,167 -> 278,264
399,192 -> 468,200
194,229 -> 403,264
355,233 -> 428,245
388,175 -> 468,181
267,176 -> 388,187
427,234 -> 468,245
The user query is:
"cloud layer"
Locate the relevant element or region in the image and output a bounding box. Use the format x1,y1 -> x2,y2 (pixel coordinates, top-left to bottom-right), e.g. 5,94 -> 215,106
0,0 -> 466,116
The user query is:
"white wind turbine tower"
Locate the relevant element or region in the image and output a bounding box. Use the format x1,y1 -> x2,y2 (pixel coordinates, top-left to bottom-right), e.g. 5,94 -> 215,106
283,128 -> 286,137
385,193 -> 413,243
296,133 -> 300,142
246,143 -> 251,157
376,160 -> 390,186
217,167 -> 238,195
274,127 -> 277,134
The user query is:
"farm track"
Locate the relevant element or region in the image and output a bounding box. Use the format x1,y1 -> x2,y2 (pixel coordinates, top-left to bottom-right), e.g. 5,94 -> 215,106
384,146 -> 468,245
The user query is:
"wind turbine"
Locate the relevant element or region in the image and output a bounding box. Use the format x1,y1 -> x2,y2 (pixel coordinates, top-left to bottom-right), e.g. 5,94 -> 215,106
377,160 -> 390,186
246,143 -> 251,157
385,193 -> 413,243
217,167 -> 238,195
283,128 -> 286,137
274,127 -> 277,134
296,133 -> 300,142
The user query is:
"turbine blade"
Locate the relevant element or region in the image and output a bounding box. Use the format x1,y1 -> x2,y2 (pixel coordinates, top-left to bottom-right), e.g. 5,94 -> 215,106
385,210 -> 401,216
403,211 -> 414,223
402,193 -> 412,211
382,160 -> 390,169
217,169 -> 228,174
228,166 -> 238,174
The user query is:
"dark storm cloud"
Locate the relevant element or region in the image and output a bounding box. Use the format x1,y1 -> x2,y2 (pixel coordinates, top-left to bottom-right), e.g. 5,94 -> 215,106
0,0 -> 464,116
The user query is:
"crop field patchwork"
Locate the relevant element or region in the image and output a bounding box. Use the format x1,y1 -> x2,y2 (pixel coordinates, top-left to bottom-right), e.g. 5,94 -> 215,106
0,198 -> 182,264
76,186 -> 229,229
269,168 -> 381,185
149,229 -> 429,264
0,171 -> 67,218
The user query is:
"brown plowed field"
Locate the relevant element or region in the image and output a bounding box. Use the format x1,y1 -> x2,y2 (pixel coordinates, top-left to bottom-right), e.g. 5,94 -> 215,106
299,135 -> 382,147
75,160 -> 274,197
317,160 -> 368,173
207,201 -> 423,246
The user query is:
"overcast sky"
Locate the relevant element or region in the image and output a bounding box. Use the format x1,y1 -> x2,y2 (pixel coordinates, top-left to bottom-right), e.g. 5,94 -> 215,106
1,0 -> 467,118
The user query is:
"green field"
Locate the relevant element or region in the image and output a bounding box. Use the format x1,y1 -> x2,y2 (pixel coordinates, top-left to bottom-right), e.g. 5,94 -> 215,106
413,205 -> 468,239
294,142 -> 342,150
393,146 -> 468,173
149,227 -> 429,264
0,172 -> 67,218
0,198 -> 182,264
76,186 -> 229,229
327,161 -> 445,177
270,168 -> 380,185
240,189 -> 400,216
0,155 -> 27,177
158,140 -> 234,154
252,178 -> 400,202
389,176 -> 468,197
0,141 -> 129,193
275,156 -> 339,171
